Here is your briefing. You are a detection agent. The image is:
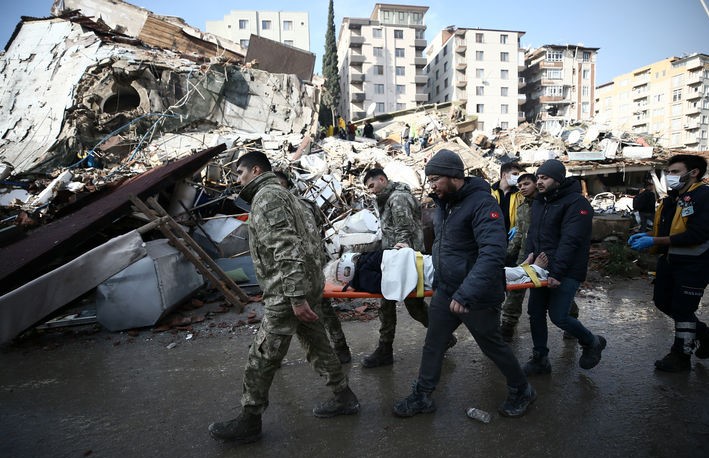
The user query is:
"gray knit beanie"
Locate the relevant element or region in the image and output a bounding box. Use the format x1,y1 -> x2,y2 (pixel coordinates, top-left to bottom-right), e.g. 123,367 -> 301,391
425,149 -> 465,178
536,159 -> 566,183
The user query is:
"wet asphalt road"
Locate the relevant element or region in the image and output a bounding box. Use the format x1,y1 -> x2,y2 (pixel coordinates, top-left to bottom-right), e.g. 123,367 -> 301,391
1,277 -> 708,458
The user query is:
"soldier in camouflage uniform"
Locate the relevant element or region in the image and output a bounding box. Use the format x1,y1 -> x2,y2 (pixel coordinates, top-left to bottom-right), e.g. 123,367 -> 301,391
209,152 -> 359,445
361,168 -> 439,368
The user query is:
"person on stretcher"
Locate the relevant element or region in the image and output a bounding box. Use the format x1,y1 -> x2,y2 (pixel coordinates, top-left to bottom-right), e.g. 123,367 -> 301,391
325,248 -> 550,302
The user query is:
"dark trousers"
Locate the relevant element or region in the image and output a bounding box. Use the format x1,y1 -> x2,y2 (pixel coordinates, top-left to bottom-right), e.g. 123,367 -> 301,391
417,292 -> 527,392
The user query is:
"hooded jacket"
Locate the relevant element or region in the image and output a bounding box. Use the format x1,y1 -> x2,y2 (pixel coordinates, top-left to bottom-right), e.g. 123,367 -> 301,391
430,177 -> 507,309
525,178 -> 593,282
376,181 -> 425,251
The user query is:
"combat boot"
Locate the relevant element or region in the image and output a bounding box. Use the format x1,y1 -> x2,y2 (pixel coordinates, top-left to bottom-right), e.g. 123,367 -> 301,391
695,334 -> 709,359
393,382 -> 436,417
579,335 -> 607,370
208,411 -> 262,443
523,351 -> 552,376
499,383 -> 537,417
362,342 -> 393,368
313,386 -> 360,418
655,351 -> 691,372
335,345 -> 352,364
500,323 -> 515,343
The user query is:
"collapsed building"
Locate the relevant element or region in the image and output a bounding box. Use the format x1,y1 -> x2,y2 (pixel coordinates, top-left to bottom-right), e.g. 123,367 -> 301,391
0,0 -> 705,343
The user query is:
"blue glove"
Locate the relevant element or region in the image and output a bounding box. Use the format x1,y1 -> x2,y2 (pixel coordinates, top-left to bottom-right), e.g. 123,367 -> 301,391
508,226 -> 518,241
627,233 -> 646,245
630,235 -> 655,250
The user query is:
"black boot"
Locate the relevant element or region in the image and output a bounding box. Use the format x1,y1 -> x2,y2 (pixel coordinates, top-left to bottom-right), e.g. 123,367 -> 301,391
499,383 -> 537,417
208,411 -> 262,443
447,334 -> 458,350
313,386 -> 360,418
579,335 -> 607,370
655,351 -> 691,372
362,342 -> 393,368
393,382 -> 436,417
523,351 -> 552,376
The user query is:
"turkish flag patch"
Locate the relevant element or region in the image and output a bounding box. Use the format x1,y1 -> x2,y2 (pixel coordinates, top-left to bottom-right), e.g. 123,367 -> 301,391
580,209 -> 589,215
490,211 -> 500,219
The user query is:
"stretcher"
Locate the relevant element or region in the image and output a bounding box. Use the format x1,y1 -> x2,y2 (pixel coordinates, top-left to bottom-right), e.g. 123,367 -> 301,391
323,280 -> 548,299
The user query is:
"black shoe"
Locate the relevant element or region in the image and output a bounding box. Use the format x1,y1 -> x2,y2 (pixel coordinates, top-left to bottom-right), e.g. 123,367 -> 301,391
393,383 -> 436,417
579,335 -> 607,370
695,335 -> 709,359
313,386 -> 360,418
335,345 -> 352,364
362,342 -> 393,368
523,351 -> 552,376
447,335 -> 458,350
208,412 -> 262,443
501,324 -> 515,343
499,383 -> 537,417
655,351 -> 691,372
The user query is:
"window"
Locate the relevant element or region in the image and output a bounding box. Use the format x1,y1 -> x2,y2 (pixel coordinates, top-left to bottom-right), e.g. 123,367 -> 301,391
501,104 -> 509,114
545,86 -> 563,96
238,19 -> 248,29
547,69 -> 562,79
702,115 -> 709,125
394,29 -> 403,39
582,86 -> 589,96
396,84 -> 405,94
478,121 -> 484,131
435,55 -> 439,65
671,118 -> 681,130
501,121 -> 509,129
284,40 -> 293,46
582,51 -> 591,62
500,52 -> 509,62
261,20 -> 271,30
411,12 -> 423,25
397,103 -> 406,110
443,45 -> 448,56
501,69 -> 509,80
398,12 -> 406,23
476,86 -> 484,96
671,104 -> 682,115
581,102 -> 590,113
396,66 -> 405,76
501,87 -> 509,96
476,51 -> 484,61
283,20 -> 293,31
373,28 -> 383,38
476,104 -> 484,113
240,39 -> 249,48
546,51 -> 563,61
500,34 -> 508,44
374,65 -> 384,75
475,33 -> 484,43
373,47 -> 383,57
376,102 -> 385,112
374,84 -> 384,94
582,69 -> 590,80
476,68 -> 485,78
672,89 -> 682,102
444,78 -> 448,88
443,62 -> 448,72
436,85 -> 440,95
415,29 -> 425,39
395,48 -> 405,57
444,95 -> 449,102
435,70 -> 439,80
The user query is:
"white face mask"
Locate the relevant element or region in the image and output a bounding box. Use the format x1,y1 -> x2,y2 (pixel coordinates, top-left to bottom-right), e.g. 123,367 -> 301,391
665,174 -> 685,190
506,174 -> 519,187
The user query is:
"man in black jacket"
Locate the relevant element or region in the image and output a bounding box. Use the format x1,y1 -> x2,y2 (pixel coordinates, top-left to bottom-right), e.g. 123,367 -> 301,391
393,149 -> 535,419
523,159 -> 606,375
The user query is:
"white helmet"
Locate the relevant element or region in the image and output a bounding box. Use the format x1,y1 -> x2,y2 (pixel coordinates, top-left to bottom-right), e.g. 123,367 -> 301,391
336,252 -> 359,283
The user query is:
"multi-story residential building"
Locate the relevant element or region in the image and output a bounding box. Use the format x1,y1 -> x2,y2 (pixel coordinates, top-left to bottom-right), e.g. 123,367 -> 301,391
206,11 -> 310,51
522,44 -> 599,129
425,27 -> 526,133
595,53 -> 709,151
337,3 -> 429,121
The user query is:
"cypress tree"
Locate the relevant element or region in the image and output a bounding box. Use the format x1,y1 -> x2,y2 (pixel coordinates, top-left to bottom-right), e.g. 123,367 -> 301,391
319,0 -> 340,128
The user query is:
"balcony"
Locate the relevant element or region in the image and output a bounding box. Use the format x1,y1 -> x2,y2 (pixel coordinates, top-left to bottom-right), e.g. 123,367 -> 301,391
632,79 -> 649,88
415,93 -> 429,102
539,95 -> 571,104
349,54 -> 366,65
539,60 -> 563,69
455,29 -> 465,36
456,78 -> 467,88
350,73 -> 365,83
414,75 -> 428,84
414,57 -> 427,67
685,122 -> 700,130
347,18 -> 368,30
349,36 -> 364,47
631,118 -> 648,127
686,90 -> 702,100
685,136 -> 700,145
541,78 -> 564,86
632,92 -> 648,101
518,76 -> 526,88
351,92 -> 365,103
687,73 -> 703,85
518,111 -> 526,121
456,62 -> 467,71
457,92 -> 468,102
455,39 -> 466,53
686,105 -> 701,115
414,39 -> 427,49
517,94 -> 526,105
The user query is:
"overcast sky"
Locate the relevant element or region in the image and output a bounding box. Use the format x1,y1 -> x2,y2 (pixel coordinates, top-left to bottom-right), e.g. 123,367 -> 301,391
2,0 -> 708,84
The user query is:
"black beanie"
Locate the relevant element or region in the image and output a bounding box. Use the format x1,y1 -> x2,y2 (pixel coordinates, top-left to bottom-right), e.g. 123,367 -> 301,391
425,149 -> 465,178
536,159 -> 566,183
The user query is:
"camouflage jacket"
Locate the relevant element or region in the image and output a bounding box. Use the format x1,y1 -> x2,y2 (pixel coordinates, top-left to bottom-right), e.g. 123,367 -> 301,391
508,193 -> 533,264
376,181 -> 425,251
240,172 -> 325,306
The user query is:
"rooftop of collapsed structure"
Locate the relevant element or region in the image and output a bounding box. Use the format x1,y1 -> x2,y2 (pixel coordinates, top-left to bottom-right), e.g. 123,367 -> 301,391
0,1 -> 707,341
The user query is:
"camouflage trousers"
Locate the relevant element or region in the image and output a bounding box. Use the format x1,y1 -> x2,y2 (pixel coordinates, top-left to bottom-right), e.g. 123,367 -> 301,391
377,297 -> 428,344
321,298 -> 349,350
501,290 -> 579,328
241,297 -> 348,414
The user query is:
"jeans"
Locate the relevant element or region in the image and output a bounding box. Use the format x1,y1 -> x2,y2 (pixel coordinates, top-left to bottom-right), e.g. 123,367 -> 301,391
527,278 -> 594,356
417,292 -> 527,392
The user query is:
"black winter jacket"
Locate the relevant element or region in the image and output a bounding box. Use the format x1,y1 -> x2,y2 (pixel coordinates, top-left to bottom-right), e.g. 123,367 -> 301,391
525,178 -> 593,282
430,177 -> 507,309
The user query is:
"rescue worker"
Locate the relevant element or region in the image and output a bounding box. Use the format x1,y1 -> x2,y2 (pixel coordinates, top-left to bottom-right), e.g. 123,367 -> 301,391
628,154 -> 709,371
209,152 -> 359,444
491,162 -> 524,237
393,149 -> 535,418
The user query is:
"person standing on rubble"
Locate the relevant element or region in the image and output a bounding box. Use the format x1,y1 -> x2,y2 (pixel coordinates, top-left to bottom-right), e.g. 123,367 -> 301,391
628,154 -> 709,372
363,120 -> 375,139
209,152 -> 359,444
274,170 -> 352,364
393,149 -> 536,419
522,159 -> 606,376
633,180 -> 656,233
491,162 -> 523,246
361,168 -> 438,368
401,123 -> 411,156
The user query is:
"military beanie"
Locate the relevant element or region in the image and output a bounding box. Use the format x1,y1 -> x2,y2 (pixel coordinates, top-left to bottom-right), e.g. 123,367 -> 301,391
536,159 -> 566,183
425,149 -> 465,178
